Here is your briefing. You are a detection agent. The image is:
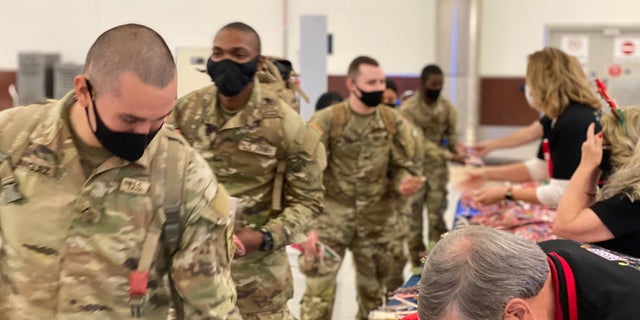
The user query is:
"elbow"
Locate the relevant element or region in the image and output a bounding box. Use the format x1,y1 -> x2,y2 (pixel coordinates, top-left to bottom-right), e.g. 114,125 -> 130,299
551,215 -> 581,241
552,221 -> 569,239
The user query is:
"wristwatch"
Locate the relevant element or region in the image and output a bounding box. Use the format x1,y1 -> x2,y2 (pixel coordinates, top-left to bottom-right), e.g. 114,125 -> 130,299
505,185 -> 514,201
259,228 -> 274,252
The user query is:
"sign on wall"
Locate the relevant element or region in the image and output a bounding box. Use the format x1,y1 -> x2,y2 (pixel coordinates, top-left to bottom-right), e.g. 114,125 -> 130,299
561,35 -> 589,65
548,25 -> 640,107
613,37 -> 640,61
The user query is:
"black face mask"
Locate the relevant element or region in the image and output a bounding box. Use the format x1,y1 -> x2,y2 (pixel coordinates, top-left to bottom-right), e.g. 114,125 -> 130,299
355,86 -> 383,107
206,56 -> 259,97
85,80 -> 162,162
425,88 -> 441,101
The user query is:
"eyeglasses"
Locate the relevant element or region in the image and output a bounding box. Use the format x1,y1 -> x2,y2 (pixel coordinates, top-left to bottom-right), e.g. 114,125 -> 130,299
595,78 -> 626,131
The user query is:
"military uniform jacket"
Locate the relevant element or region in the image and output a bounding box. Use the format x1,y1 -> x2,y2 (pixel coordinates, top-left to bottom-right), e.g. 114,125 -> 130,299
0,92 -> 240,319
400,93 -> 459,154
171,81 -> 326,248
310,102 -> 420,209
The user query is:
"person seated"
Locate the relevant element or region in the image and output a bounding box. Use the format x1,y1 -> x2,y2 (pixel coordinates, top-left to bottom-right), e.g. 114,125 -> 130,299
418,226 -> 640,320
468,47 -> 601,207
554,107 -> 640,258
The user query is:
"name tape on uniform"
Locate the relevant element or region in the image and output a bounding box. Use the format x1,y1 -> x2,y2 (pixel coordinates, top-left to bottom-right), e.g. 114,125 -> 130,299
120,177 -> 151,195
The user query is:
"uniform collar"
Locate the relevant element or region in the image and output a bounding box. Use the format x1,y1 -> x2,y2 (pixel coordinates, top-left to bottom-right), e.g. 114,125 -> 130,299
39,90 -> 158,172
205,78 -> 264,131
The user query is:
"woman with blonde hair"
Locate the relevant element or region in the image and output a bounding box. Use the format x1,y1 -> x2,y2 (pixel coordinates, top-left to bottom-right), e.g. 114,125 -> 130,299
554,107 -> 640,257
471,47 -> 602,206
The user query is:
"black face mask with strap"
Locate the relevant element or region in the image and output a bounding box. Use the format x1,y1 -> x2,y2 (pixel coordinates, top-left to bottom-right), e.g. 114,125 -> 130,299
355,86 -> 383,107
206,56 -> 259,97
85,80 -> 161,162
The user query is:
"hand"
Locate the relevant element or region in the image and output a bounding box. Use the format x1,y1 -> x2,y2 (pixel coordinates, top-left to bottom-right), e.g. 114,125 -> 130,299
398,175 -> 425,196
580,123 -> 603,170
470,185 -> 509,205
234,228 -> 263,255
456,167 -> 486,191
454,143 -> 468,157
472,141 -> 493,158
300,230 -> 319,258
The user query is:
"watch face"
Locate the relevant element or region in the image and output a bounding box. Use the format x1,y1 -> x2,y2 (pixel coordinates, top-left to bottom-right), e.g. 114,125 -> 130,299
261,230 -> 274,251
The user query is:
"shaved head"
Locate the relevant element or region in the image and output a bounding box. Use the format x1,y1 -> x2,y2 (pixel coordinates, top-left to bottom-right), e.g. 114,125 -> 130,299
84,23 -> 176,96
217,21 -> 261,54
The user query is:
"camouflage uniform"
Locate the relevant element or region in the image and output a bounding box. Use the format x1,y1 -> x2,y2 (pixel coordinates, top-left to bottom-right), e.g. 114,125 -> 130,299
301,102 -> 421,320
171,81 -> 326,320
385,118 -> 426,291
400,94 -> 457,266
0,91 -> 240,319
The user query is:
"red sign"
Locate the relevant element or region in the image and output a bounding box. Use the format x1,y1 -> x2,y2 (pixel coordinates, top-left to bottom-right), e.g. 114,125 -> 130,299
621,41 -> 635,56
609,64 -> 623,78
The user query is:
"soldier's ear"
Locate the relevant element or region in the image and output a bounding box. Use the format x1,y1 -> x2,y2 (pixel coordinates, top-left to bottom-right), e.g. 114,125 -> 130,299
257,55 -> 266,70
345,77 -> 356,93
74,75 -> 91,108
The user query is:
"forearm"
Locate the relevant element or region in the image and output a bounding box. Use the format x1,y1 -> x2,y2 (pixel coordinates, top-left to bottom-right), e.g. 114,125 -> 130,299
174,222 -> 240,319
510,187 -> 542,204
484,163 -> 532,182
556,165 -> 600,227
489,122 -> 541,150
263,202 -> 318,249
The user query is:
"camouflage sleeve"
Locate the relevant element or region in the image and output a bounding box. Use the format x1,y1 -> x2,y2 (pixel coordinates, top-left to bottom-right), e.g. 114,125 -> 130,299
262,106 -> 327,249
171,150 -> 241,320
445,100 -> 459,153
167,95 -> 187,130
422,139 -> 447,188
390,115 -> 423,189
168,86 -> 214,139
308,108 -> 332,157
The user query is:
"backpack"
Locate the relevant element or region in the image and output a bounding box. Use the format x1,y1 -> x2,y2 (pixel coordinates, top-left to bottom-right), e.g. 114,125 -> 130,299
328,102 -> 398,141
256,57 -> 309,114
0,104 -> 188,319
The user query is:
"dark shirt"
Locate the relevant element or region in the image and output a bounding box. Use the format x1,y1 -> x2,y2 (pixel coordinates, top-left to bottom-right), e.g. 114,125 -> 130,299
590,193 -> 640,258
539,239 -> 640,320
536,103 -> 600,179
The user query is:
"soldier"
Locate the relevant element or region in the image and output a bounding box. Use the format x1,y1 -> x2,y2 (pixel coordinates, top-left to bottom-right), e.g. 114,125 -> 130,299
0,24 -> 239,319
170,22 -> 326,320
300,56 -> 423,320
385,131 -> 445,292
400,64 -> 464,266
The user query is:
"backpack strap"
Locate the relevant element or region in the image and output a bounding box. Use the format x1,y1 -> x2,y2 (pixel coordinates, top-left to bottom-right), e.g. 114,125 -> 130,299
378,106 -> 398,137
130,136 -> 187,319
329,102 -> 349,142
0,105 -> 50,204
329,102 -> 397,140
163,137 -> 186,320
271,160 -> 286,211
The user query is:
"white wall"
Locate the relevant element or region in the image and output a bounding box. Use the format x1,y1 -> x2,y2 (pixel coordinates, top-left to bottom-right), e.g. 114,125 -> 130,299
0,0 -> 283,70
5,0 -> 640,77
480,0 -> 640,76
287,0 -> 436,75
0,0 -> 434,76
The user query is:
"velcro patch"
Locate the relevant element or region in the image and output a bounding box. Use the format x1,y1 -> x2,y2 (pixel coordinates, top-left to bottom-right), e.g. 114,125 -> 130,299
238,141 -> 277,157
18,157 -> 55,178
120,177 -> 150,195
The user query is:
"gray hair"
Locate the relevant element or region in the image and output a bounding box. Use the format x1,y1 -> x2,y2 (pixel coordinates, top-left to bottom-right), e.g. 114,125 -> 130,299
418,226 -> 549,320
